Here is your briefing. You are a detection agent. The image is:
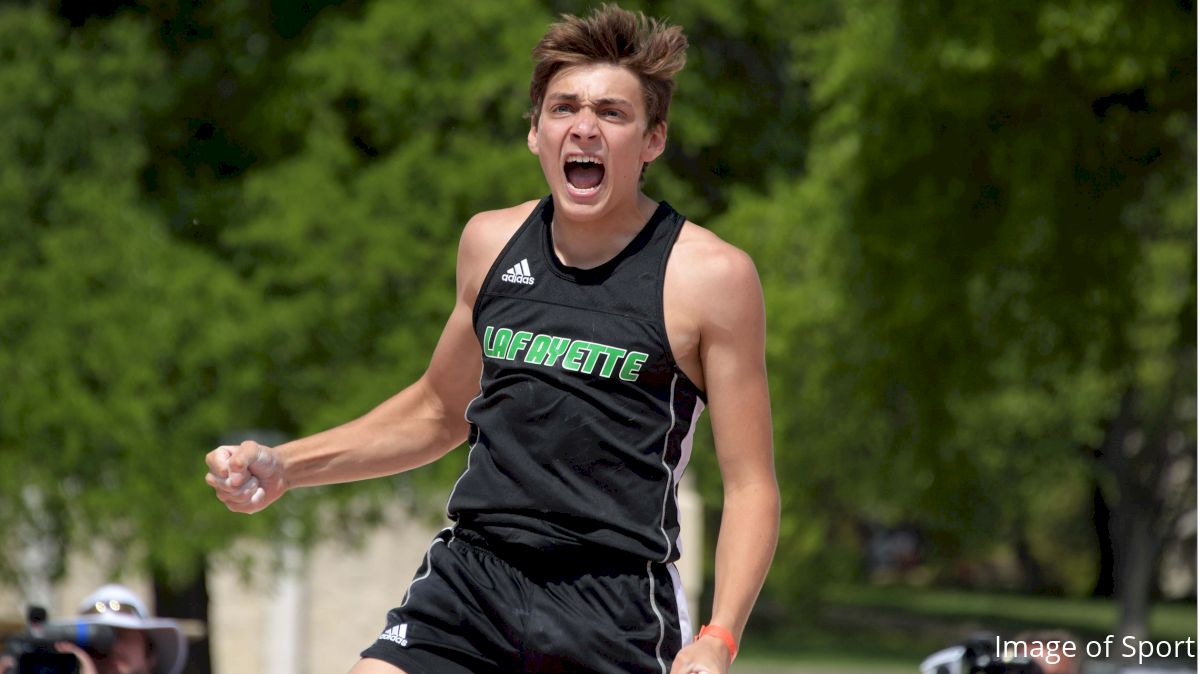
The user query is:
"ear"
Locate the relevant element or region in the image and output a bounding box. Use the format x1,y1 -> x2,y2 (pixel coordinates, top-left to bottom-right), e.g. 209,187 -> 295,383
527,121 -> 540,156
641,121 -> 667,164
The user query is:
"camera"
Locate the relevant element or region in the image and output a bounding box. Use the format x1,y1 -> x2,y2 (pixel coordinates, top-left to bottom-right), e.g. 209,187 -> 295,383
921,635 -> 1043,674
3,607 -> 114,674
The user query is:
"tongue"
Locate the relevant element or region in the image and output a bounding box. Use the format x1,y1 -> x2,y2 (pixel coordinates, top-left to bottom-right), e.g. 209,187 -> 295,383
566,163 -> 604,189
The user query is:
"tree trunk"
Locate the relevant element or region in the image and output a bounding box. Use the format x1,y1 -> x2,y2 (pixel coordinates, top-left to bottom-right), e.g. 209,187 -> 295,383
153,561 -> 212,674
1014,521 -> 1046,594
1098,389 -> 1169,641
1091,482 -> 1115,597
1114,504 -> 1157,641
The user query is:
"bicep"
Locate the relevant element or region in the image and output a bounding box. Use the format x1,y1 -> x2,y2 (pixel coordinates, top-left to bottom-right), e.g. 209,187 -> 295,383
417,217 -> 490,431
379,217 -> 490,441
699,255 -> 775,490
421,294 -> 483,424
373,207 -> 516,444
358,295 -> 480,455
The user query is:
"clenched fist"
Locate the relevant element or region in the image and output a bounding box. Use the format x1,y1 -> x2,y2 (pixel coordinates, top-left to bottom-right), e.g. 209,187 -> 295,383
205,440 -> 287,514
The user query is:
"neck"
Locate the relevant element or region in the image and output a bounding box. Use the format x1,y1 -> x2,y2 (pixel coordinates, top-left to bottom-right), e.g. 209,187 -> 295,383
551,193 -> 659,269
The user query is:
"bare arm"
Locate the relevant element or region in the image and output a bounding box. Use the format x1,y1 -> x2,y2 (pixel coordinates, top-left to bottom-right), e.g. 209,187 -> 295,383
671,246 -> 779,674
703,250 -> 778,645
270,292 -> 481,488
206,206 -> 525,512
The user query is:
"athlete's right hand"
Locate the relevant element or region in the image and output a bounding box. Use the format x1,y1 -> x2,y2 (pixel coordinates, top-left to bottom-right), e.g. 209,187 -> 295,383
205,440 -> 287,514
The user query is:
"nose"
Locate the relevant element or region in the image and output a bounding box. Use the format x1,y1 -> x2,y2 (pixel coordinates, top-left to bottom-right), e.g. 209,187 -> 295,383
571,107 -> 599,139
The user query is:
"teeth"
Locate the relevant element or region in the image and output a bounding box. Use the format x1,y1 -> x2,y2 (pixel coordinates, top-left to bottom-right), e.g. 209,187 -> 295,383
565,155 -> 603,165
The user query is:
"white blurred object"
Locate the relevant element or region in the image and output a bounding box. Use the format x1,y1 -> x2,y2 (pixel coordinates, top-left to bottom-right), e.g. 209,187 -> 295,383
920,645 -> 967,674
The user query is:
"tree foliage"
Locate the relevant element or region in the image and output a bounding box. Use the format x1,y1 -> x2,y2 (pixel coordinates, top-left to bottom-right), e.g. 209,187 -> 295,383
714,0 -> 1195,626
0,6 -> 264,583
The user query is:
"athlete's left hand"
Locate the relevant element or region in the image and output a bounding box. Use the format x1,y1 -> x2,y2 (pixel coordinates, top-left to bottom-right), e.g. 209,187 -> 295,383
670,635 -> 731,674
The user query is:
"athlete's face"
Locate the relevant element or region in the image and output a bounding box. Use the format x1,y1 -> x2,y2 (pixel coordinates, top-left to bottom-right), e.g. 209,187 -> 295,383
528,63 -> 666,222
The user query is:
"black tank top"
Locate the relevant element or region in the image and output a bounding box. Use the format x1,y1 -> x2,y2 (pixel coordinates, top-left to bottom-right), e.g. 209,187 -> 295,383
447,196 -> 706,564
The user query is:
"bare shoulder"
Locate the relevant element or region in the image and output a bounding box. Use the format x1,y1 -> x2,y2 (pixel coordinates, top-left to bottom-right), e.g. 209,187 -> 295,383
670,221 -> 763,304
664,220 -> 764,378
460,199 -> 541,258
458,199 -> 541,296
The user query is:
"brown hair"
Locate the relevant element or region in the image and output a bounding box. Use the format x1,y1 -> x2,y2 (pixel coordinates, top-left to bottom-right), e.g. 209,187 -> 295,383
529,4 -> 688,131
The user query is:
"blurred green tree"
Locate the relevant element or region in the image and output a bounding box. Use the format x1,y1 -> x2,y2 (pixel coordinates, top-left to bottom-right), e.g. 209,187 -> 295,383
0,5 -> 265,590
716,0 -> 1194,636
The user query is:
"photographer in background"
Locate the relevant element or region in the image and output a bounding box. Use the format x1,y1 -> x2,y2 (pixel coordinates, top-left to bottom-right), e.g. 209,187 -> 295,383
1,584 -> 186,674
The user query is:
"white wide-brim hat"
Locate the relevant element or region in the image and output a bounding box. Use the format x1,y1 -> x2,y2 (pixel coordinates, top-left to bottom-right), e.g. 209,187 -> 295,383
55,583 -> 187,674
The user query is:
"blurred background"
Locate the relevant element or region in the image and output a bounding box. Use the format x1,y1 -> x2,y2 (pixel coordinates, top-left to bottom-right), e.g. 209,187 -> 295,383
0,0 -> 1194,672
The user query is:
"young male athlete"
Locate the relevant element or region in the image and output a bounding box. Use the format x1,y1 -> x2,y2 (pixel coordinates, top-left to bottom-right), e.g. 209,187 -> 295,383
205,6 -> 778,674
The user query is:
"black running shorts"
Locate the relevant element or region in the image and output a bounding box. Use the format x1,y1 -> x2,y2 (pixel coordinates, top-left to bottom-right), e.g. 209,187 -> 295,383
360,527 -> 690,674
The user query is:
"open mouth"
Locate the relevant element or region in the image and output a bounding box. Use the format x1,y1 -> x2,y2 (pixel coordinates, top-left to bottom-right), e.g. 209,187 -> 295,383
564,155 -> 605,193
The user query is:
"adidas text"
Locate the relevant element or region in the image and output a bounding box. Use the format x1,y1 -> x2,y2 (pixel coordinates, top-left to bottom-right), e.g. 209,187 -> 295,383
379,624 -> 408,647
502,258 -> 535,285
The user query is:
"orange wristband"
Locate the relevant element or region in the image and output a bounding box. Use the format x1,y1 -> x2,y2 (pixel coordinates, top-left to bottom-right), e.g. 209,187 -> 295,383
697,624 -> 738,662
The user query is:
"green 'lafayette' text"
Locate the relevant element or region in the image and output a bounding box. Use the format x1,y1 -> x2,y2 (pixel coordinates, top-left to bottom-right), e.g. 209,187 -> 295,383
482,325 -> 648,382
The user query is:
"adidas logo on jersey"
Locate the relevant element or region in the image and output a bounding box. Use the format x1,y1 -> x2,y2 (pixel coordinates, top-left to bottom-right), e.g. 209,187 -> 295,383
501,258 -> 535,285
378,623 -> 408,647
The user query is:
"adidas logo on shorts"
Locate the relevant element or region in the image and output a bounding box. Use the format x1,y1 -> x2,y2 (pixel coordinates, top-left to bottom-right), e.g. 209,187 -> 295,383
501,258 -> 535,285
379,623 -> 408,647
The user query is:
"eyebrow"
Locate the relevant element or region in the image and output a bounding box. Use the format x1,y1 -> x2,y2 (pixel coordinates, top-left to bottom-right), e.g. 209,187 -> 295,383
546,93 -> 634,108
